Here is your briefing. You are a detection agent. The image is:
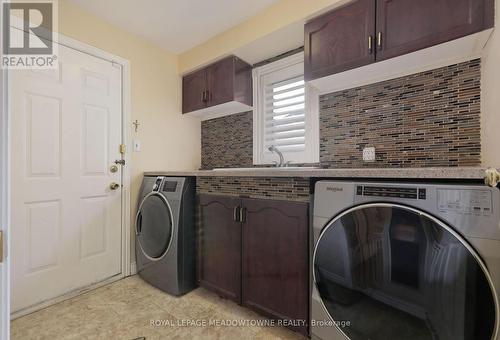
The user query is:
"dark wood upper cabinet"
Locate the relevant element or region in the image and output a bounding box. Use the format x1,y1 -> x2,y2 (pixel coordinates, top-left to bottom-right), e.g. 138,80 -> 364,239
182,68 -> 206,114
206,57 -> 235,107
241,198 -> 309,336
376,0 -> 495,61
198,194 -> 241,303
304,0 -> 376,81
182,56 -> 252,116
305,0 -> 494,81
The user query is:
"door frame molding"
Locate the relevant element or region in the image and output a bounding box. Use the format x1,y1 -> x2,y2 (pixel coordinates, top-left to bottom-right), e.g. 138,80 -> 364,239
8,32 -> 132,318
0,1 -> 12,337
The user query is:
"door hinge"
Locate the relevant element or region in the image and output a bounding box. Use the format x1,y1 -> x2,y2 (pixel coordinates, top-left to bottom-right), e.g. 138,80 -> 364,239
111,60 -> 122,69
0,231 -> 4,263
119,144 -> 126,155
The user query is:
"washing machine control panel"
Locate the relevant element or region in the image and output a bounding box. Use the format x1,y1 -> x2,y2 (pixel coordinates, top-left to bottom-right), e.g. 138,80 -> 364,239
356,185 -> 426,200
437,189 -> 492,215
152,176 -> 164,191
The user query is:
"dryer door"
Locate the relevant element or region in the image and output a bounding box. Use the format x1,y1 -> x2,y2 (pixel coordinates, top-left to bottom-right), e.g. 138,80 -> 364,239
313,203 -> 497,340
136,192 -> 174,260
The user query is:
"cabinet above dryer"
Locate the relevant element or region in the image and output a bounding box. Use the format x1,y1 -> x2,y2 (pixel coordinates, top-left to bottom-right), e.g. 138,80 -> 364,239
182,56 -> 253,120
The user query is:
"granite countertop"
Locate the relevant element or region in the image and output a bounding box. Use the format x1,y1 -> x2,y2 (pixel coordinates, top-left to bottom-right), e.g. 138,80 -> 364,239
144,167 -> 492,180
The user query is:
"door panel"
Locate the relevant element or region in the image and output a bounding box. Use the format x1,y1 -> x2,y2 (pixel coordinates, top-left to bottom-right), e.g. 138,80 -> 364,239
314,204 -> 496,340
305,0 -> 376,80
198,194 -> 241,303
26,94 -> 61,177
81,105 -> 109,175
242,198 -> 309,335
376,0 -> 493,61
182,68 -> 206,113
11,44 -> 122,313
80,196 -> 108,259
206,57 -> 234,107
26,200 -> 60,273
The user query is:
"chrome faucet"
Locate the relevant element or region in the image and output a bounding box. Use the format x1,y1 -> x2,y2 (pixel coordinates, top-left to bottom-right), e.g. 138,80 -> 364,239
268,145 -> 289,167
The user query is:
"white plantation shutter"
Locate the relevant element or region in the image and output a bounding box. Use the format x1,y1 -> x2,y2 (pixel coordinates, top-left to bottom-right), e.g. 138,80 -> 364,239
264,76 -> 306,152
253,52 -> 318,165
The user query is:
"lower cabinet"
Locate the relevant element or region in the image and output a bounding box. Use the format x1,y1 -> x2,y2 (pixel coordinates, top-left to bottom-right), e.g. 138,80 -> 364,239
242,198 -> 309,335
197,194 -> 309,335
198,194 -> 241,302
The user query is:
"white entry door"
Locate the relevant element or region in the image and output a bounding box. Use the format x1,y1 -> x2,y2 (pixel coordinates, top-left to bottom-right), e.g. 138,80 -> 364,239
11,43 -> 123,313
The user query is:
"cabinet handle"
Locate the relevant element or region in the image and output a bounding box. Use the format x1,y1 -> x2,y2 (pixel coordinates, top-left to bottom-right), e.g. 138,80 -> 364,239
201,91 -> 205,102
239,207 -> 246,224
207,91 -> 212,102
233,206 -> 240,222
368,35 -> 373,53
377,32 -> 382,50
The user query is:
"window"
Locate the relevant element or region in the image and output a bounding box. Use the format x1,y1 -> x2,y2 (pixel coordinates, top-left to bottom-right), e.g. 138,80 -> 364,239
253,52 -> 318,165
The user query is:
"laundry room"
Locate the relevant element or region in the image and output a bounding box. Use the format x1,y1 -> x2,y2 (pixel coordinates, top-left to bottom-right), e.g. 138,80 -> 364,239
1,0 -> 500,339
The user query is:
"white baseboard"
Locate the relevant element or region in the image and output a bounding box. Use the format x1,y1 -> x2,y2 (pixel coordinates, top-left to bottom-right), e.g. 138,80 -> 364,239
130,261 -> 137,275
11,273 -> 123,319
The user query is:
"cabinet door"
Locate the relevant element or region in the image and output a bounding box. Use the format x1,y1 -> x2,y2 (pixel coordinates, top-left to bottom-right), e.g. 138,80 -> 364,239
376,0 -> 494,61
206,56 -> 235,107
242,198 -> 309,335
198,194 -> 241,303
304,0 -> 376,81
182,68 -> 206,113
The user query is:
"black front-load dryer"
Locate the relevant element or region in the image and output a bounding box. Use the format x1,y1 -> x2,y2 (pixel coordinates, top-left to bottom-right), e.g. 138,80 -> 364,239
135,176 -> 196,295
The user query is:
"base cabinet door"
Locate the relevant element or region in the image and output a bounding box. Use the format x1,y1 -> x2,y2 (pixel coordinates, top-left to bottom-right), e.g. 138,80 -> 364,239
198,194 -> 241,303
376,0 -> 494,61
241,198 -> 309,335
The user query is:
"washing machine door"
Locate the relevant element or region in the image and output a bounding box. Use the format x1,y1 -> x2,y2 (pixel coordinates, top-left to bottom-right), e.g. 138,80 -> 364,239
136,192 -> 174,261
313,203 -> 497,340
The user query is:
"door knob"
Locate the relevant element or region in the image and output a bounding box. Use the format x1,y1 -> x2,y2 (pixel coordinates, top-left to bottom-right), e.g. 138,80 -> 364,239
109,182 -> 120,190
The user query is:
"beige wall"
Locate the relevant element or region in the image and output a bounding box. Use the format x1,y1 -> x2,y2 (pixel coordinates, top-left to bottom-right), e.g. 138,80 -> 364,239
481,0 -> 500,168
55,0 -> 499,268
178,0 -> 346,73
58,0 -> 201,263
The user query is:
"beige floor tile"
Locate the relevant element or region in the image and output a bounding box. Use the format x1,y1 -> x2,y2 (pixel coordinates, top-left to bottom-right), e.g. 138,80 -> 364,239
11,275 -> 306,340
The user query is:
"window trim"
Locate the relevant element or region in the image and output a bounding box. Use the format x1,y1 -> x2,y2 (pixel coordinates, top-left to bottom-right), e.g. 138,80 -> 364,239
252,52 -> 319,165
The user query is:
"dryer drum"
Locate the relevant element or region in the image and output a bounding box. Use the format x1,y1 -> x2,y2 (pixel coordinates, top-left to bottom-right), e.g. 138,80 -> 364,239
136,192 -> 174,261
313,203 -> 498,340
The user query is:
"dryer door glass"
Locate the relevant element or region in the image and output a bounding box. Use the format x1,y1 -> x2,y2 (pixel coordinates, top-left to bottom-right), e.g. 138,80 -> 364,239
137,193 -> 173,259
313,204 -> 496,340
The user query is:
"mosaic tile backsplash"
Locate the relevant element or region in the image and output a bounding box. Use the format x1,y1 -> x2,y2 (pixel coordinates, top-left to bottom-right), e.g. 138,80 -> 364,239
201,59 -> 481,169
319,59 -> 481,168
201,111 -> 253,170
196,177 -> 310,202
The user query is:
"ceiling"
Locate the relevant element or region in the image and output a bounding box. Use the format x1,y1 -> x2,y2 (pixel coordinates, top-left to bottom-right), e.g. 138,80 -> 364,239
67,0 -> 280,54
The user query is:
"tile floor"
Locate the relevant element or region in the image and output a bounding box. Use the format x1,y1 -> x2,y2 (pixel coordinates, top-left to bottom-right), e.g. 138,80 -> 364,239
11,275 -> 306,340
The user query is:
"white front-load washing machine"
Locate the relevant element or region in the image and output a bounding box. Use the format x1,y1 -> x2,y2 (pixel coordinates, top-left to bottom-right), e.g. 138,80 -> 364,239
312,181 -> 500,340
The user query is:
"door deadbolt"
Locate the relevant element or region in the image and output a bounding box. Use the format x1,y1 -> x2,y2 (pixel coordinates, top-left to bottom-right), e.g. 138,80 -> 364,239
109,182 -> 120,190
110,165 -> 118,173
